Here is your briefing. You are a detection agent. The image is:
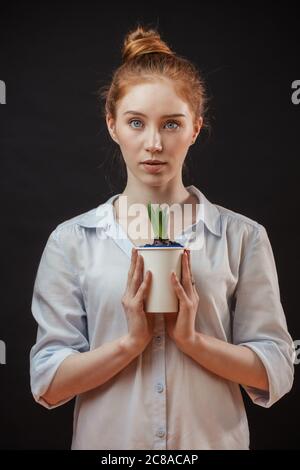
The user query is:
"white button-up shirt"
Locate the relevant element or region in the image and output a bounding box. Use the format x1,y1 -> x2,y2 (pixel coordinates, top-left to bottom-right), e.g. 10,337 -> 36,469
29,185 -> 294,450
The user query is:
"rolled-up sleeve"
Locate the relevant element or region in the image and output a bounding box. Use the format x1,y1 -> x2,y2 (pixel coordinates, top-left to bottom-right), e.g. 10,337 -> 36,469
30,227 -> 89,409
232,223 -> 294,408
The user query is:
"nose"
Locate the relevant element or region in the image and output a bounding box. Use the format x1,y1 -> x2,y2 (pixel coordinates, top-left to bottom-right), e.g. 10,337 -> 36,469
144,129 -> 163,153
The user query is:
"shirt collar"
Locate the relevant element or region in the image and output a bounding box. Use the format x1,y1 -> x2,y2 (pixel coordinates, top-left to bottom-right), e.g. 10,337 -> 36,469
76,185 -> 222,237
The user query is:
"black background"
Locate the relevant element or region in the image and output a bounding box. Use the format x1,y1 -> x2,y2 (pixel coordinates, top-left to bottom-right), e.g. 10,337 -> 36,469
0,0 -> 299,449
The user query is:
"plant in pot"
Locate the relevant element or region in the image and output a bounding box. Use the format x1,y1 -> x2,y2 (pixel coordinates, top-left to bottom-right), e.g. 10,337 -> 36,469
136,203 -> 185,313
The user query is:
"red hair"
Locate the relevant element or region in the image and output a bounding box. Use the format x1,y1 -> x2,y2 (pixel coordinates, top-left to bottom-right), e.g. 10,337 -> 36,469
99,24 -> 210,128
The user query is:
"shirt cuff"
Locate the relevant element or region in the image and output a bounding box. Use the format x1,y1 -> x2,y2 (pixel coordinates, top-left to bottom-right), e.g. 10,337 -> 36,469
30,347 -> 81,410
238,341 -> 293,408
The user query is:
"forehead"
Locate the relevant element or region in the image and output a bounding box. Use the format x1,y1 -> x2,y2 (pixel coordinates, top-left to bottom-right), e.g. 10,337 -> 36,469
116,80 -> 191,117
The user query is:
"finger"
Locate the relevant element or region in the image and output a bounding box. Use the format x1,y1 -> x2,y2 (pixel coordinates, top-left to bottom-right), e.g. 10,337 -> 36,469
187,250 -> 197,291
130,254 -> 144,297
181,251 -> 188,285
186,249 -> 191,272
171,271 -> 190,304
184,249 -> 191,273
127,248 -> 138,289
182,251 -> 193,294
135,269 -> 152,302
185,249 -> 195,291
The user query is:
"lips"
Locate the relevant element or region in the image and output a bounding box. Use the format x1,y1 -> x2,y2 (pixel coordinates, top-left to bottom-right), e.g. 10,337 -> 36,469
141,160 -> 166,165
141,162 -> 167,174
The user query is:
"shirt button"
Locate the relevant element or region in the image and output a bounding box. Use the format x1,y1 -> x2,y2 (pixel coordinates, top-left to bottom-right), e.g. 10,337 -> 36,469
156,429 -> 165,438
155,336 -> 162,344
155,383 -> 164,393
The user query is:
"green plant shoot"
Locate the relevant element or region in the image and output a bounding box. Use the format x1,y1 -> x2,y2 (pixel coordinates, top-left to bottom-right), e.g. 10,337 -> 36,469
147,203 -> 169,240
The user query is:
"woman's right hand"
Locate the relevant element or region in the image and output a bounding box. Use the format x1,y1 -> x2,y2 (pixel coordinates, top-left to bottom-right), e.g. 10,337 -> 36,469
122,248 -> 155,350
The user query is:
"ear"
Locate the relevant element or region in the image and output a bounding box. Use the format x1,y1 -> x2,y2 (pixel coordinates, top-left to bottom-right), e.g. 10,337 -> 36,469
190,116 -> 203,145
106,114 -> 119,144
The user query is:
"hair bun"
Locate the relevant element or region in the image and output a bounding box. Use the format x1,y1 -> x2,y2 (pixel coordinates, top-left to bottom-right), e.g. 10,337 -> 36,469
122,25 -> 174,62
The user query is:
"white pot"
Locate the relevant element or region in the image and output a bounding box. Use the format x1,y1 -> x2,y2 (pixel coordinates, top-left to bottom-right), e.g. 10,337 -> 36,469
137,246 -> 184,313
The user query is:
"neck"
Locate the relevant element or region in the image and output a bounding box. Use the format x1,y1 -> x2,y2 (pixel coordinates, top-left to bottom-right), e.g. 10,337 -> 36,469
120,171 -> 191,204
121,185 -> 191,207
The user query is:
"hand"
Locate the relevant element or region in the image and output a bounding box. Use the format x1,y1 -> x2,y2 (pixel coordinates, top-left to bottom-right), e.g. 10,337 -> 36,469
122,248 -> 155,350
164,249 -> 199,347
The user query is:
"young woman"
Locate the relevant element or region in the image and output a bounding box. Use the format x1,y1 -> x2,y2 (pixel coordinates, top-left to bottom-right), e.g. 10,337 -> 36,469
30,25 -> 294,450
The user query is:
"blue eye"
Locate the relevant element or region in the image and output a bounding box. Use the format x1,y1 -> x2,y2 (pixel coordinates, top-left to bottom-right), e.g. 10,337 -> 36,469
128,119 -> 180,130
129,119 -> 143,128
165,121 -> 179,129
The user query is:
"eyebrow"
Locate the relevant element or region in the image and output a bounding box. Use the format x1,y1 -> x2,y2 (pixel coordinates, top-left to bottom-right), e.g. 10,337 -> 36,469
123,110 -> 186,118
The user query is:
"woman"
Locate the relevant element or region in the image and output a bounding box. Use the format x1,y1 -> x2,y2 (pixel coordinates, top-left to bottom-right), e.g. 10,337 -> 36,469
30,24 -> 294,450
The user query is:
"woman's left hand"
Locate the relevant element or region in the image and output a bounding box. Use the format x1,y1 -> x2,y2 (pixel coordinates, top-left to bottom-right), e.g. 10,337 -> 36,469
164,249 -> 199,348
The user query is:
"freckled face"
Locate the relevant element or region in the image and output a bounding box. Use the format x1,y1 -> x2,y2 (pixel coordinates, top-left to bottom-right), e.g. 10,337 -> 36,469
107,80 -> 201,185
